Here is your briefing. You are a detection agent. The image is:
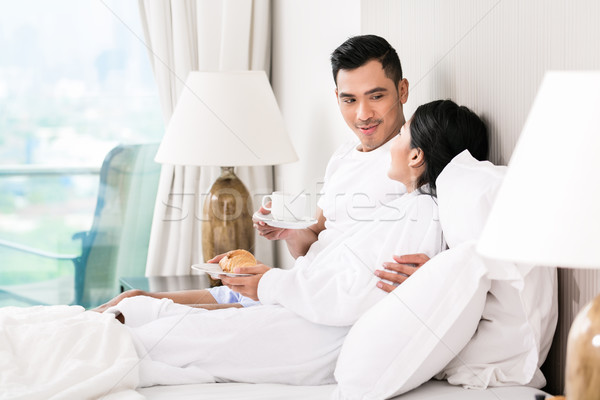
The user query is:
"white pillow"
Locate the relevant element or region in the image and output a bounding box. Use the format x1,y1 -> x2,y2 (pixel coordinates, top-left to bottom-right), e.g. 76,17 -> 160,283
435,264 -> 557,389
333,151 -> 555,399
332,242 -> 491,400
436,150 -> 506,248
435,151 -> 557,389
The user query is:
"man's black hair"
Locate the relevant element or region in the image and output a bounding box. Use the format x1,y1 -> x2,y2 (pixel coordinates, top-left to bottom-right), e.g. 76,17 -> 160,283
330,34 -> 403,86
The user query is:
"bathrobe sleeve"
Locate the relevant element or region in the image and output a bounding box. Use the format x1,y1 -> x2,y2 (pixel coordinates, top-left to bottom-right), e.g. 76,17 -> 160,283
257,194 -> 445,326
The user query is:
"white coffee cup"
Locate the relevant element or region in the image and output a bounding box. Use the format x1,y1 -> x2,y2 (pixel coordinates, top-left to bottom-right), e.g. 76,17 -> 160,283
262,191 -> 310,221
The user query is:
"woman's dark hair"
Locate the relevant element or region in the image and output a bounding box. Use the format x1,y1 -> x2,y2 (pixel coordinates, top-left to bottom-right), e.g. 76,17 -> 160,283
330,35 -> 403,86
410,100 -> 488,194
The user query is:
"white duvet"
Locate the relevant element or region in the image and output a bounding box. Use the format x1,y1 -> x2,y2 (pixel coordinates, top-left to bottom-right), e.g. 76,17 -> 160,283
104,190 -> 445,387
0,305 -> 142,400
0,189 -> 446,393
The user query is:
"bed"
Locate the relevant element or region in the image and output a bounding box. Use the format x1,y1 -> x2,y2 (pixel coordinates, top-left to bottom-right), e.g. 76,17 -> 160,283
0,303 -> 551,400
139,381 -> 548,399
1,154 -> 558,400
133,155 -> 554,400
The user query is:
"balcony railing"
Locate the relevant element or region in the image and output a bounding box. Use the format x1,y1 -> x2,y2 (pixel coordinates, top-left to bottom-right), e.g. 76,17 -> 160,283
0,165 -> 101,306
0,165 -> 101,177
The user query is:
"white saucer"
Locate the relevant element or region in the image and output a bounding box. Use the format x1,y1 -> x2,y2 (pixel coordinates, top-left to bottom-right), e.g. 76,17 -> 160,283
191,263 -> 252,279
252,212 -> 317,229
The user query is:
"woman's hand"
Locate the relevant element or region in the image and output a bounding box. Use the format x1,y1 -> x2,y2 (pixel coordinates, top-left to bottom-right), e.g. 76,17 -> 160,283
220,264 -> 271,301
206,252 -> 228,264
374,253 -> 430,293
91,289 -> 147,313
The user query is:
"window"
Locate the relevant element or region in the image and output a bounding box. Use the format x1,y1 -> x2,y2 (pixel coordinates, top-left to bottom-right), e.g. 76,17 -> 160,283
0,0 -> 164,305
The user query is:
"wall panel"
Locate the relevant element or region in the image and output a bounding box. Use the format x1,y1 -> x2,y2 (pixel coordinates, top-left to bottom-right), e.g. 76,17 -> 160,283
270,0 -> 360,268
361,0 -> 600,394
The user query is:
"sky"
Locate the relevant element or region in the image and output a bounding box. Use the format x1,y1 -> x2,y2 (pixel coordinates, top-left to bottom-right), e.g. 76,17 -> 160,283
0,0 -> 163,165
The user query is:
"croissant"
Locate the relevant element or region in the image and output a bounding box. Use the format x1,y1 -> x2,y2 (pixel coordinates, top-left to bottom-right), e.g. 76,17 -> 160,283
219,249 -> 257,273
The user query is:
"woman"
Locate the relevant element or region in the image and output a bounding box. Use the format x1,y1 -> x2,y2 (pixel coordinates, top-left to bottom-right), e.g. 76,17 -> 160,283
101,99 -> 488,386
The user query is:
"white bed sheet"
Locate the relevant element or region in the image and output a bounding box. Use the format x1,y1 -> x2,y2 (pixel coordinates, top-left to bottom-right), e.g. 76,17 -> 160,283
139,380 -> 549,399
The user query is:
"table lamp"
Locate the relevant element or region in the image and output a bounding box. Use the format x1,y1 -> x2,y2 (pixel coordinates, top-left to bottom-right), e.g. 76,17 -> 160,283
155,71 -> 298,262
477,71 -> 600,399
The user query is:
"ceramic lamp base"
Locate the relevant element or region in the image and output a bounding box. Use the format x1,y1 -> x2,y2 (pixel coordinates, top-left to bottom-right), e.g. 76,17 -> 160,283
566,293 -> 600,399
201,167 -> 254,264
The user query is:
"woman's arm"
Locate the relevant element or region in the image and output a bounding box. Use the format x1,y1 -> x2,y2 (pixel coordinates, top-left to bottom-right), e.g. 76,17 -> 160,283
91,288 -> 219,313
93,253 -> 232,313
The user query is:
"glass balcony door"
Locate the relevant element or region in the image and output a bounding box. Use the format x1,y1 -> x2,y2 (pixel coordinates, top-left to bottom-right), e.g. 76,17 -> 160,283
0,0 -> 164,306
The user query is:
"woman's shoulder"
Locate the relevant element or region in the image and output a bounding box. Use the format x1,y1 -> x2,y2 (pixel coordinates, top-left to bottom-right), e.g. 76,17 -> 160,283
415,191 -> 439,207
412,192 -> 440,222
388,189 -> 439,208
374,191 -> 439,224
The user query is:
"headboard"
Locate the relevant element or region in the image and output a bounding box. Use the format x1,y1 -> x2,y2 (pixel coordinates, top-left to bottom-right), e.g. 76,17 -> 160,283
361,0 -> 600,394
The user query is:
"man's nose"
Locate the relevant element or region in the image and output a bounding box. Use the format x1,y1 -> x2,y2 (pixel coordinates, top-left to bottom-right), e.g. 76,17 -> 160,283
357,101 -> 374,121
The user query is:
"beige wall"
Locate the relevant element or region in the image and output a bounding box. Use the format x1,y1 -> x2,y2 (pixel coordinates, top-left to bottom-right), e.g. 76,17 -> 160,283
361,0 -> 600,394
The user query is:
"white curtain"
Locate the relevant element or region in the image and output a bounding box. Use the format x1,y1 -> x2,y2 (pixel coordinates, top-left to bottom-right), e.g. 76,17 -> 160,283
139,0 -> 274,276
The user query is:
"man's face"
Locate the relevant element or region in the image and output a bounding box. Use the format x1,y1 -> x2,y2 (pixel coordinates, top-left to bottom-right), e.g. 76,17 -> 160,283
335,59 -> 408,152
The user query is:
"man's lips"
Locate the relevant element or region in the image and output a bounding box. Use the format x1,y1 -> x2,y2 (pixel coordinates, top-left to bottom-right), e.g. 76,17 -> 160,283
356,119 -> 383,136
357,123 -> 379,136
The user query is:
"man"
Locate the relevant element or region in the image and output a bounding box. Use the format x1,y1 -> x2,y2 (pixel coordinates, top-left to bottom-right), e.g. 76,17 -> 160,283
219,34 -> 426,305
94,34 -> 421,313
255,34 -> 425,292
258,35 -> 408,257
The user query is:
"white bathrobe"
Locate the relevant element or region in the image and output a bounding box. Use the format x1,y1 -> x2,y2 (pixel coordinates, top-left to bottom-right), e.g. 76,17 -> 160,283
107,190 -> 445,386
258,190 -> 445,326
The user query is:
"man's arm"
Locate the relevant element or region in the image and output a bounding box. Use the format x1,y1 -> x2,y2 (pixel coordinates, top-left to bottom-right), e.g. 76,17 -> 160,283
255,207 -> 326,259
284,208 -> 326,258
374,253 -> 430,292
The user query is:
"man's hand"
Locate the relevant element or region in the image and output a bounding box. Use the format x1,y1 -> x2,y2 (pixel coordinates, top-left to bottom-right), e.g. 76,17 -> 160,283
374,253 -> 430,293
253,205 -> 294,240
220,264 -> 271,301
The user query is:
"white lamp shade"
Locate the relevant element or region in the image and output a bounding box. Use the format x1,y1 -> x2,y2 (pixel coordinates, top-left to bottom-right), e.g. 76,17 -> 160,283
155,71 -> 298,167
477,71 -> 600,268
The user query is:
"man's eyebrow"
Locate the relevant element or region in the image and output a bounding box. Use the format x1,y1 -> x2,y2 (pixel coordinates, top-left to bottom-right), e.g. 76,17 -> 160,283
365,87 -> 388,95
338,87 -> 388,98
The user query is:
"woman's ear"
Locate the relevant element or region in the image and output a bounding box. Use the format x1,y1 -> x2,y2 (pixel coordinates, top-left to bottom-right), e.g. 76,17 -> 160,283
409,147 -> 425,168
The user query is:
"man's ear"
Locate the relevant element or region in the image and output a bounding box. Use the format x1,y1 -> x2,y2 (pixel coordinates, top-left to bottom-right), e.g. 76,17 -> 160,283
409,147 -> 425,168
398,79 -> 409,104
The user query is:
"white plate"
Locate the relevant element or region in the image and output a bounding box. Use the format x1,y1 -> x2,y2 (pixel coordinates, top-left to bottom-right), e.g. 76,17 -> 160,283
191,263 -> 252,279
252,212 -> 317,229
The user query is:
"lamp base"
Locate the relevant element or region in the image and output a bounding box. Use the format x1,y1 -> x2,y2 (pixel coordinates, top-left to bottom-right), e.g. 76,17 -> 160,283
201,167 -> 254,264
566,292 -> 600,399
